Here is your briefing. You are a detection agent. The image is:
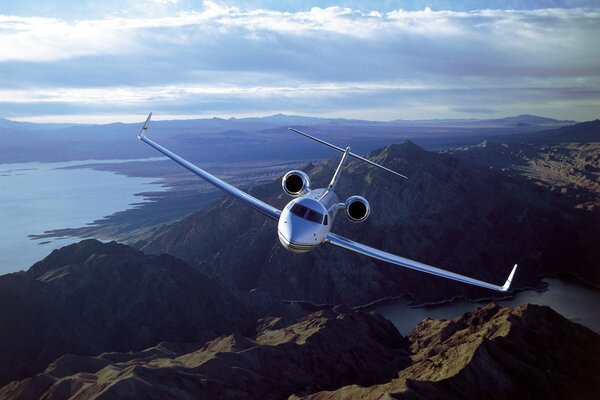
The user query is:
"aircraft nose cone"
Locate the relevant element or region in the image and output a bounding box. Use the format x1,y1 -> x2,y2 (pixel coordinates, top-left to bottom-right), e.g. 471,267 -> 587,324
289,222 -> 317,245
278,209 -> 321,253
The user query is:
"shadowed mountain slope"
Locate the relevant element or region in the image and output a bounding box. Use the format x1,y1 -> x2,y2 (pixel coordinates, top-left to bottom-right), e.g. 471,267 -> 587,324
0,307 -> 409,400
0,240 -> 272,387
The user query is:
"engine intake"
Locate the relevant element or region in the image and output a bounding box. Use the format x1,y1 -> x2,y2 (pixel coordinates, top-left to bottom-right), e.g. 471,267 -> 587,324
282,170 -> 311,197
345,195 -> 370,222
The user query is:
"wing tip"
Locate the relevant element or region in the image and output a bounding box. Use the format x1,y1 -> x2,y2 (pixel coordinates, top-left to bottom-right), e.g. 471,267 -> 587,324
501,264 -> 518,292
138,112 -> 152,139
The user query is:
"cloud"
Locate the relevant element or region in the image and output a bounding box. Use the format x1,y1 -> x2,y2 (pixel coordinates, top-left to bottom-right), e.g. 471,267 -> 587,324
0,1 -> 598,121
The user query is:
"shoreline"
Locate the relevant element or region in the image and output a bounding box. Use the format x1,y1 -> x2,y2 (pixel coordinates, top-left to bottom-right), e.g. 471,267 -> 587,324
282,274 -> 599,316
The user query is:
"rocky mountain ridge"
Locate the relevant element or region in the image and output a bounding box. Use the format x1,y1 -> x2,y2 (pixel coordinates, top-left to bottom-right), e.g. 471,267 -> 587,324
300,303 -> 600,400
0,240 -> 290,387
2,303 -> 597,399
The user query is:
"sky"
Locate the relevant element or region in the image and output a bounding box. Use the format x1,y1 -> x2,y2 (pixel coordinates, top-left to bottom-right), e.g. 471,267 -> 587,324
0,0 -> 599,123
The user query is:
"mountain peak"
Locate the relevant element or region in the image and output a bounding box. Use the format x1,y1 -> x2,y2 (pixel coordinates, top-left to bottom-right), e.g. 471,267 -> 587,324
27,239 -> 140,280
369,140 -> 426,160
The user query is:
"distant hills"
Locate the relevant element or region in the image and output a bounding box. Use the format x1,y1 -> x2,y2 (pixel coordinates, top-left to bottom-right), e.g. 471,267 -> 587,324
0,114 -> 578,164
521,118 -> 600,143
489,114 -> 576,126
389,114 -> 576,127
0,118 -> 76,131
0,113 -> 575,129
254,113 -> 576,128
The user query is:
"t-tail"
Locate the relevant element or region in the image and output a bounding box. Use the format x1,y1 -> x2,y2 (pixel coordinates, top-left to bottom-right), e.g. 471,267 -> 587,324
288,127 -> 408,180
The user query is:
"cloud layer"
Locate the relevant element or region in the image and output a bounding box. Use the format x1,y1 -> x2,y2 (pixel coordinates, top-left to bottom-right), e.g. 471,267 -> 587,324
1,1 -> 599,122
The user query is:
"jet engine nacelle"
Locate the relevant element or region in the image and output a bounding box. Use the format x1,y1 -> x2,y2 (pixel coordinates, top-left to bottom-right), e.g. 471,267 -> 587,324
345,195 -> 370,222
282,170 -> 311,197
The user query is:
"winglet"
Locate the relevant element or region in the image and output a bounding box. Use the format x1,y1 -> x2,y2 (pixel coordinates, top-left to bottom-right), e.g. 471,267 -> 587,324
501,264 -> 518,292
138,112 -> 152,139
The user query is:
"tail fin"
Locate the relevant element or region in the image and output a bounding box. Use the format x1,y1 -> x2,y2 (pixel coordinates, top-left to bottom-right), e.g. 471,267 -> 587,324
288,127 -> 408,179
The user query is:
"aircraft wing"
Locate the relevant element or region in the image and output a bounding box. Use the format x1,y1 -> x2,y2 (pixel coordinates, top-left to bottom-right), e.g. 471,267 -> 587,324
138,113 -> 281,221
325,232 -> 517,292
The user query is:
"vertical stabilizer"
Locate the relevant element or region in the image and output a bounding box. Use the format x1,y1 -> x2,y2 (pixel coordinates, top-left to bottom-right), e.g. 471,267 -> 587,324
328,146 -> 351,191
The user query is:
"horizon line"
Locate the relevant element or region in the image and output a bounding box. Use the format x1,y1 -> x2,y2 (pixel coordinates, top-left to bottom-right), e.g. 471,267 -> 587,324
3,113 -> 580,126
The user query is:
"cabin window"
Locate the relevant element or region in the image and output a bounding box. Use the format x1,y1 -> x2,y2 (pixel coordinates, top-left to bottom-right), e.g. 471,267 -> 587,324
290,203 -> 324,225
290,203 -> 308,218
305,209 -> 322,224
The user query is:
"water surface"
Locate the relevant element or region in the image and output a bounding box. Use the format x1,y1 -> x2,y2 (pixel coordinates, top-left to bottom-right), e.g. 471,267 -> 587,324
375,278 -> 600,334
0,159 -> 165,274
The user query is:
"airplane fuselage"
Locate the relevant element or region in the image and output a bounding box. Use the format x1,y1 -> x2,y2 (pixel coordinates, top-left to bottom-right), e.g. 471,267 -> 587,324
277,188 -> 338,252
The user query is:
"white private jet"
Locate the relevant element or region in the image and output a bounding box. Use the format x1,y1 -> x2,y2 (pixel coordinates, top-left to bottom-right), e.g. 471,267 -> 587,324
138,113 -> 517,292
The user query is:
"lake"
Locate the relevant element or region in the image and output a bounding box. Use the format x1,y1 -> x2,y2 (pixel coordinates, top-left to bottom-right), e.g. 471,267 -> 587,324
375,278 -> 600,334
0,159 -> 166,274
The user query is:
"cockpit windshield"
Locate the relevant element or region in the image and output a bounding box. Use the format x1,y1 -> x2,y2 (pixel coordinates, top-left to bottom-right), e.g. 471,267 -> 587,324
290,203 -> 326,224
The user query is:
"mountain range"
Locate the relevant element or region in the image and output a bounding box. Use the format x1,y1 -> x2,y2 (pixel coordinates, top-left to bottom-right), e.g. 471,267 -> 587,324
0,114 -> 575,164
0,114 -> 574,131
0,116 -> 598,398
1,294 -> 598,399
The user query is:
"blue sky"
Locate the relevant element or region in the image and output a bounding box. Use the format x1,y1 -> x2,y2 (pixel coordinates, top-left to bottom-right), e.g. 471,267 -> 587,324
0,0 -> 599,123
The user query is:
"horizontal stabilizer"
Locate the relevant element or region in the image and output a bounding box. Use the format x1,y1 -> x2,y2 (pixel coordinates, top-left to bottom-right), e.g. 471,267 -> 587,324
288,127 -> 408,179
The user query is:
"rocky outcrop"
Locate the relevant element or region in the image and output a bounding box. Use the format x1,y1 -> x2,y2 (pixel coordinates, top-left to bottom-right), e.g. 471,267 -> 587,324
300,303 -> 600,400
0,307 -> 409,400
2,304 -> 598,400
0,239 -> 275,387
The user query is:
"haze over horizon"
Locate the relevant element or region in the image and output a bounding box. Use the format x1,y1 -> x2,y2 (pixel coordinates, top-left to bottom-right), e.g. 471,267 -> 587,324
0,112 -> 583,126
1,0 -> 599,123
